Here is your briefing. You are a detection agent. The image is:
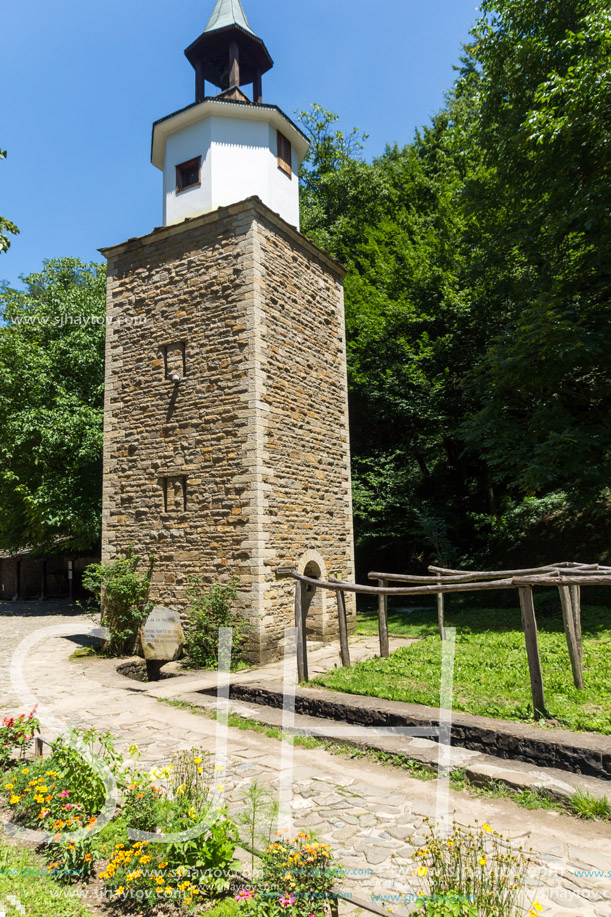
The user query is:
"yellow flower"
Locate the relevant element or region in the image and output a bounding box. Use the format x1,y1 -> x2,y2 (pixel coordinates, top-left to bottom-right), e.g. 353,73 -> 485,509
215,764 -> 223,771
164,887 -> 173,896
531,904 -> 543,914
216,784 -> 224,792
194,758 -> 202,764
9,795 -> 21,805
479,857 -> 487,866
158,862 -> 168,869
416,866 -> 428,877
116,887 -> 125,896
482,823 -> 492,833
4,784 -> 14,790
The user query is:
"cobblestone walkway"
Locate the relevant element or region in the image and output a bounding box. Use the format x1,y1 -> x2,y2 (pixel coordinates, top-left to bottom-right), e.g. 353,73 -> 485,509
1,602 -> 610,916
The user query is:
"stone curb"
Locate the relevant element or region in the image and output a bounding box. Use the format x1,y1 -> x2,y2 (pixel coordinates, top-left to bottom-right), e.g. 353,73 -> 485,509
216,681 -> 611,780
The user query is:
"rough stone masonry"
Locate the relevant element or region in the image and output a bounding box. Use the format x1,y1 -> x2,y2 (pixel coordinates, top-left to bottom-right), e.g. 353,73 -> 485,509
101,197 -> 356,662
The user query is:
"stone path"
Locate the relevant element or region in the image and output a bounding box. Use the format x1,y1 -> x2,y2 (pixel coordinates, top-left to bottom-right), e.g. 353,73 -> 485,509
1,601 -> 610,916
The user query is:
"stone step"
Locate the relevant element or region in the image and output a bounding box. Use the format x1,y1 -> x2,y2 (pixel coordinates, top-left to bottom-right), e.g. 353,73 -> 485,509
174,688 -> 611,808
219,680 -> 611,782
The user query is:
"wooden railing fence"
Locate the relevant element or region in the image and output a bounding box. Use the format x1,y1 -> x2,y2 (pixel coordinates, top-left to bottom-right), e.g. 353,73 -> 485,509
278,561 -> 611,719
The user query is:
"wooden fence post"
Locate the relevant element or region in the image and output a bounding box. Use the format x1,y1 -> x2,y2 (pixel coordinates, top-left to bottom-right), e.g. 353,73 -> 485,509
294,579 -> 308,683
34,737 -> 43,759
436,576 -> 445,640
377,579 -> 390,658
558,586 -> 584,689
337,590 -> 351,668
570,585 -> 583,665
518,587 -> 546,719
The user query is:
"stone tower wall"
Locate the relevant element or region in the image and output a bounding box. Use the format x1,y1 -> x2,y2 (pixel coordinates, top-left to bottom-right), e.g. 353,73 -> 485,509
101,198 -> 355,662
249,213 -> 356,659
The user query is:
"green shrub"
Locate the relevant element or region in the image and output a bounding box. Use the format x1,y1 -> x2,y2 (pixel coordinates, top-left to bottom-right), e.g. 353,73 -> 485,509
569,790 -> 611,821
83,548 -> 155,656
412,820 -> 540,916
122,781 -> 164,833
5,726 -> 122,883
184,577 -> 245,669
0,707 -> 40,769
237,834 -> 337,917
101,749 -> 239,904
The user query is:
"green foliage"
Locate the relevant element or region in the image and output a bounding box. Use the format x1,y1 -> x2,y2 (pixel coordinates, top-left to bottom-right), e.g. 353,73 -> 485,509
184,577 -> 244,669
0,837 -> 96,917
299,0 -> 611,570
0,707 -> 40,769
235,780 -> 279,875
101,747 -> 240,906
83,549 -> 155,656
569,790 -> 611,821
320,602 -> 611,733
462,0 -> 611,503
0,148 -> 19,254
5,726 -> 122,883
167,817 -> 239,892
237,834 -> 337,917
2,729 -> 241,906
121,780 -> 163,833
47,727 -> 122,814
412,820 -> 535,917
421,897 -> 478,917
210,899 -> 241,917
0,258 -> 106,553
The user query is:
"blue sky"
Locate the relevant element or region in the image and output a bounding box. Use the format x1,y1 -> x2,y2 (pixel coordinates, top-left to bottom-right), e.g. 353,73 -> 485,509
0,0 -> 478,289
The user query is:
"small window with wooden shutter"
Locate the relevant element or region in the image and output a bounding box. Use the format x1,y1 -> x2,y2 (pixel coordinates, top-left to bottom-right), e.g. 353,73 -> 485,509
176,157 -> 202,193
277,131 -> 292,178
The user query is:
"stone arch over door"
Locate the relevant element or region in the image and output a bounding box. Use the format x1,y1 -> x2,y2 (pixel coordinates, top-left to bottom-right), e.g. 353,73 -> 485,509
297,550 -> 329,640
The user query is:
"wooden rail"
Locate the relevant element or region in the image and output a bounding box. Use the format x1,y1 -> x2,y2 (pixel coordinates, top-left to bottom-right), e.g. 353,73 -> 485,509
279,562 -> 611,721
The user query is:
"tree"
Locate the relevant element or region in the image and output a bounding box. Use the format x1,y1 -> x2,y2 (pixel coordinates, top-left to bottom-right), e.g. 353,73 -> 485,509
0,148 -> 19,253
299,97 -> 494,569
461,0 -> 611,502
0,258 -> 106,553
298,0 -> 611,570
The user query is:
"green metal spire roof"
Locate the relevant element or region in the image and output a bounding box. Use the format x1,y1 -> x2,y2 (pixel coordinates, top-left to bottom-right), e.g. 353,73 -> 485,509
204,0 -> 255,35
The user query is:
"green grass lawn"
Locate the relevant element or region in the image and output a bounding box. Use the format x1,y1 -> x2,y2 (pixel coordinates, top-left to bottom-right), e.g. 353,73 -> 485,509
315,597 -> 611,734
0,838 -> 96,916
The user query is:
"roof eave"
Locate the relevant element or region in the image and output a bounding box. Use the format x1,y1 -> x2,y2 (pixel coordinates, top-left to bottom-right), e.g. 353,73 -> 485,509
151,98 -> 310,170
184,24 -> 273,72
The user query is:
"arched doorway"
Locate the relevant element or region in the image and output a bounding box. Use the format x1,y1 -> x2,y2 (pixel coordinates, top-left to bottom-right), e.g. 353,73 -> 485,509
297,551 -> 328,640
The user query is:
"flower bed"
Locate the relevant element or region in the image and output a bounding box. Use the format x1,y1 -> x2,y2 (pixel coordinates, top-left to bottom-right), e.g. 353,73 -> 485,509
236,833 -> 336,917
0,710 -> 543,916
0,714 -> 240,912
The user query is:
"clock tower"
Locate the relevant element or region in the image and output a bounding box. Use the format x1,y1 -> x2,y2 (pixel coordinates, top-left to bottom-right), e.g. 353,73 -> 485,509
152,0 -> 308,229
101,0 -> 356,661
